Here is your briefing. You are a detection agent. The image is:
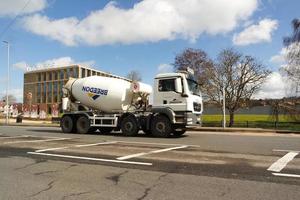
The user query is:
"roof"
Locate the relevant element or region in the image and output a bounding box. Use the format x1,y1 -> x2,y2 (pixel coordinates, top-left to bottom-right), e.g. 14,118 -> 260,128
24,64 -> 131,82
155,72 -> 185,79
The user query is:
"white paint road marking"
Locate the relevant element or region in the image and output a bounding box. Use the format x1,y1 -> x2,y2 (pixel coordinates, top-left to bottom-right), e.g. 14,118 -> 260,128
75,141 -> 117,147
36,141 -> 118,153
272,173 -> 300,178
267,152 -> 299,172
28,152 -> 152,166
115,140 -> 200,148
0,135 -> 30,140
4,138 -> 70,144
117,145 -> 188,160
273,149 -> 300,153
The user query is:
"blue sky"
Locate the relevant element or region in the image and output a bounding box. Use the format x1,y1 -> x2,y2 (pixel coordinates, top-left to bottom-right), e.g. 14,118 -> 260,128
0,0 -> 298,102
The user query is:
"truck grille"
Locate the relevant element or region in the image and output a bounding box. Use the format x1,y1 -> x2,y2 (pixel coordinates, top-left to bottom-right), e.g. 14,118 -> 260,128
193,102 -> 201,112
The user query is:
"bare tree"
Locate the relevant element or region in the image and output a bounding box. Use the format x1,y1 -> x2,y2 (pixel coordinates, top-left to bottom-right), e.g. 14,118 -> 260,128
208,49 -> 270,126
126,70 -> 142,81
1,95 -> 17,104
283,18 -> 300,93
173,48 -> 214,87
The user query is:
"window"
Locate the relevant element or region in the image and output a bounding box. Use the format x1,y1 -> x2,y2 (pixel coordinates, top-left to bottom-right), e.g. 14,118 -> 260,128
60,70 -> 64,79
48,72 -> 52,80
158,79 -> 176,92
54,71 -> 58,80
81,68 -> 85,77
38,73 -> 41,81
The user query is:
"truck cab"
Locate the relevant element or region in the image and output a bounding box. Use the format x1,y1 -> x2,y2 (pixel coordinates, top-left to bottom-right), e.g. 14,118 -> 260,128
153,71 -> 203,126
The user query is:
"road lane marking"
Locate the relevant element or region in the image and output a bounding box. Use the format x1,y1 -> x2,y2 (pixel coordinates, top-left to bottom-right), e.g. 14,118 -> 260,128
75,141 -> 117,147
0,135 -> 30,139
36,141 -> 118,153
117,145 -> 188,160
273,149 -> 300,153
4,138 -> 70,144
114,140 -> 200,148
272,173 -> 300,178
28,152 -> 152,166
267,152 -> 299,172
35,147 -> 69,153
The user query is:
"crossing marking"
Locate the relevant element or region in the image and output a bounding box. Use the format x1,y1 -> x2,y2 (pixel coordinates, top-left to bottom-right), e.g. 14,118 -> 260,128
28,152 -> 152,166
267,152 -> 299,172
117,145 -> 188,160
4,138 -> 70,144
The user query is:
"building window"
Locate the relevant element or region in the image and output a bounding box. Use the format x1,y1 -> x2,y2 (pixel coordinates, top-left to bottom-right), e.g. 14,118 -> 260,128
48,72 -> 52,80
37,83 -> 41,103
60,70 -> 64,79
54,71 -> 58,80
47,83 -> 52,103
66,68 -> 70,79
38,73 -> 41,81
87,70 -> 91,77
43,83 -> 47,103
74,67 -> 78,78
81,68 -> 85,77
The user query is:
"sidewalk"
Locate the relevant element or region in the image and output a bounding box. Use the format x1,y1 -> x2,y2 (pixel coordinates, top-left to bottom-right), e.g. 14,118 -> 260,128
188,126 -> 300,134
0,118 -> 299,134
0,118 -> 59,127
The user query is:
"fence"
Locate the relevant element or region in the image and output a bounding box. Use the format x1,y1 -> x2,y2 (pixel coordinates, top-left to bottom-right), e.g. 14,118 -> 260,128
202,121 -> 300,131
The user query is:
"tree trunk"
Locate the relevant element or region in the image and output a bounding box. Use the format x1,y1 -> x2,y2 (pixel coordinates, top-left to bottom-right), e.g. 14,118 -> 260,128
229,111 -> 235,127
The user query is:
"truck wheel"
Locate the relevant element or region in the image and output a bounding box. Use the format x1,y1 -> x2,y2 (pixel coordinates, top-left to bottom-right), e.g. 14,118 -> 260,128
61,115 -> 74,133
173,129 -> 186,137
99,127 -> 114,134
151,115 -> 172,138
121,115 -> 139,136
76,116 -> 90,134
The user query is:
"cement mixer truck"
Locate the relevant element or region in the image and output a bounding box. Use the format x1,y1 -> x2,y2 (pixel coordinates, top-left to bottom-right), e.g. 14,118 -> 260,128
60,70 -> 202,137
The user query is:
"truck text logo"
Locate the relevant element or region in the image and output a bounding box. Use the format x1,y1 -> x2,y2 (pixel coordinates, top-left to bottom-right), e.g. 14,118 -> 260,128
82,86 -> 108,100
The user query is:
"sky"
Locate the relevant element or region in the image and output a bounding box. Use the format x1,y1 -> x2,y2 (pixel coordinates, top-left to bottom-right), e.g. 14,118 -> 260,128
0,0 -> 298,102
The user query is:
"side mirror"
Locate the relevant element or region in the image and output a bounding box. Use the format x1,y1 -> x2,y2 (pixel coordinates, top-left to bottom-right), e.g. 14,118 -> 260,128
175,78 -> 183,93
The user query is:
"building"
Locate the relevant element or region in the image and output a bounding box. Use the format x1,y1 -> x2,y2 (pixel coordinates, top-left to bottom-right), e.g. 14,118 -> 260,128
24,65 -> 128,114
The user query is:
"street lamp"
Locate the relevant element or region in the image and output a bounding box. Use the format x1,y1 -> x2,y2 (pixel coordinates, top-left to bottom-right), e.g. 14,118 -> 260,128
3,41 -> 10,124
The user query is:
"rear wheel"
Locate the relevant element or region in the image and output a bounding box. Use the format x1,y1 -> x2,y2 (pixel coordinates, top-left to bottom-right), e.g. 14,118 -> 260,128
121,115 -> 139,136
151,115 -> 172,138
61,115 -> 75,133
99,127 -> 114,134
76,116 -> 90,134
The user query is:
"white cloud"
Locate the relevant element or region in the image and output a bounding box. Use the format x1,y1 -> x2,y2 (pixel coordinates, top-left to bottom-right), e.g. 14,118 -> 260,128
13,56 -> 95,71
21,0 -> 258,46
270,47 -> 287,64
253,72 -> 294,99
233,18 -> 278,46
0,0 -> 47,17
157,63 -> 173,74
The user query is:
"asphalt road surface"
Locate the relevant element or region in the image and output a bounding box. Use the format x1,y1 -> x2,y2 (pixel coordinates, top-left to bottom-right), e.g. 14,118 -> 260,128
0,126 -> 299,200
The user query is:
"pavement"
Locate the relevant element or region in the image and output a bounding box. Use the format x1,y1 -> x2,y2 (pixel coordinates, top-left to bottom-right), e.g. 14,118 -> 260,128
0,126 -> 299,199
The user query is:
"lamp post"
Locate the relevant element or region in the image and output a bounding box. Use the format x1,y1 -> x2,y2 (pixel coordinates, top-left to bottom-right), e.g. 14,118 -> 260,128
222,83 -> 226,128
3,41 -> 10,124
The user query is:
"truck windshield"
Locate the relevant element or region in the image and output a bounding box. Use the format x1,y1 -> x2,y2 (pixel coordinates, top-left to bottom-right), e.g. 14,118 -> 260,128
187,79 -> 201,96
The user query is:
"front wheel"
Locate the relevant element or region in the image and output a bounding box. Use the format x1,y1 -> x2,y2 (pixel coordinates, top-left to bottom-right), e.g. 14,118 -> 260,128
151,115 -> 172,138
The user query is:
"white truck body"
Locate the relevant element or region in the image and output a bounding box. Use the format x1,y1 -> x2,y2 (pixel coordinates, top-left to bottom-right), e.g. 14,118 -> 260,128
60,70 -> 203,137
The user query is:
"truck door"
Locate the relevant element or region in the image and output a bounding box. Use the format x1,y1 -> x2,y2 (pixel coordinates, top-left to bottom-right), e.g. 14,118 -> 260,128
154,78 -> 186,111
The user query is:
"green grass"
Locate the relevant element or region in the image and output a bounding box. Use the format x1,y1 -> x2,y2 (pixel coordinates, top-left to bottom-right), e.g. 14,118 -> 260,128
203,114 -> 293,122
202,114 -> 300,131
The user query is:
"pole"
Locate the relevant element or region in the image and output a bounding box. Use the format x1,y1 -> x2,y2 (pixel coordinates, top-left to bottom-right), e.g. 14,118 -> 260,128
222,84 -> 226,128
3,41 -> 10,124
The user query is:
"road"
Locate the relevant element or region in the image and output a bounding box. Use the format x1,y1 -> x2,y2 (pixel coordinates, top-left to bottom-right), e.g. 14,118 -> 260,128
0,126 -> 299,200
